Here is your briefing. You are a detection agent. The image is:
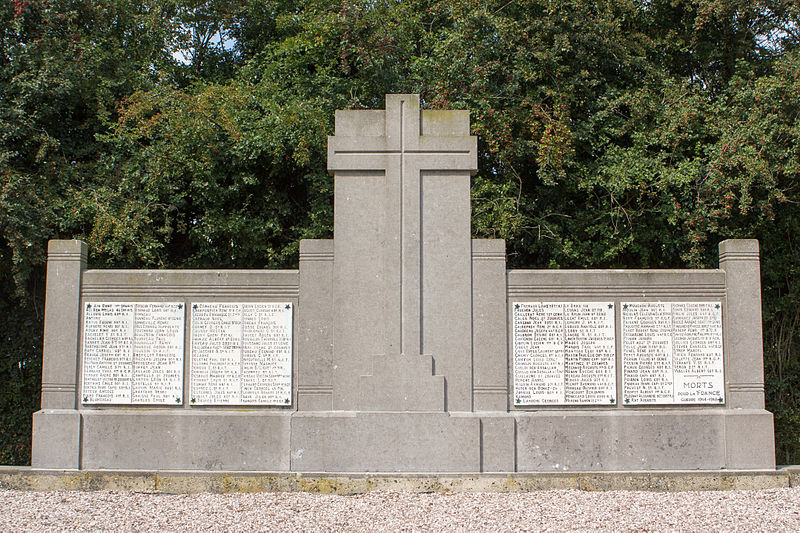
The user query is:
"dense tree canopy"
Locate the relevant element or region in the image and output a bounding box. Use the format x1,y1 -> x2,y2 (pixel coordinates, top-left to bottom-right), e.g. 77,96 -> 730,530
2,0 -> 799,464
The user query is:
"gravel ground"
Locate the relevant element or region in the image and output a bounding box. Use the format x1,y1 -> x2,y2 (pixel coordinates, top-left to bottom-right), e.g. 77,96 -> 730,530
2,487 -> 800,532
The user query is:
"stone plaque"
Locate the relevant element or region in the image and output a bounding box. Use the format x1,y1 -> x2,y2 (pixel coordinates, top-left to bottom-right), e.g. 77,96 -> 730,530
513,302 -> 616,405
81,302 -> 185,404
622,302 -> 724,404
190,303 -> 293,405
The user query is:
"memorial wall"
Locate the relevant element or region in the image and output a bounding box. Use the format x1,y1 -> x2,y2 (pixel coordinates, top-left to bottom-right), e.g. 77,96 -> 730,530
81,302 -> 184,405
513,302 -> 616,405
189,303 -> 292,405
81,301 -> 294,406
511,301 -> 725,406
79,299 -> 723,409
31,94 -> 775,473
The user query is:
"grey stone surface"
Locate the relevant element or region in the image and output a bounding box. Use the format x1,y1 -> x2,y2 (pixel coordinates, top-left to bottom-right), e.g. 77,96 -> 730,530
724,409 -> 776,469
419,170 -> 473,411
41,240 -> 86,409
507,269 -> 726,299
472,239 -> 508,411
330,170 -> 386,410
81,411 -> 291,470
297,239 -> 334,410
358,355 -> 445,411
719,239 -> 766,409
0,467 -> 790,493
328,94 -> 477,412
784,465 -> 800,487
31,410 -> 81,469
81,269 -> 298,298
290,412 -> 480,472
479,415 -> 515,472
515,411 -> 726,471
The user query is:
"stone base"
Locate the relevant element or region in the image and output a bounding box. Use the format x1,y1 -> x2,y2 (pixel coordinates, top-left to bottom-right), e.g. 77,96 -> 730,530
0,467 -> 790,493
290,412 -> 484,472
80,411 -> 291,470
724,409 -> 776,469
31,409 -> 774,472
515,409 -> 774,471
31,410 -> 81,469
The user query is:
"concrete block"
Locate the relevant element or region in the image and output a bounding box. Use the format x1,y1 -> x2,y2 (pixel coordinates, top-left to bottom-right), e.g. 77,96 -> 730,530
41,240 -> 86,409
331,172 -> 386,410
507,269 -> 726,300
648,472 -> 724,491
29,96 -> 777,477
290,412 -> 480,472
724,409 -> 775,469
31,409 -> 81,469
472,239 -> 508,411
334,109 -> 385,137
783,465 -> 800,487
297,239 -> 334,411
80,471 -> 156,491
719,239 -> 766,409
81,269 -> 299,299
578,473 -> 652,491
515,411 -> 726,471
80,411 -> 291,470
421,171 -> 472,411
421,109 -> 470,136
721,471 -> 788,490
0,467 -> 790,493
480,416 -> 515,472
508,474 -> 582,491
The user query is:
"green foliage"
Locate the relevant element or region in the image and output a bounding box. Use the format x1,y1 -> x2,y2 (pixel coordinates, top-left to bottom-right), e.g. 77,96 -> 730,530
2,0 -> 800,464
98,82 -> 333,268
1,0 -> 179,463
0,244 -> 42,465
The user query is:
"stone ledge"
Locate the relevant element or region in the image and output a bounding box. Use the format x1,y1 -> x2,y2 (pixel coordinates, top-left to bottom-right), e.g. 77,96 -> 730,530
0,467 -> 793,494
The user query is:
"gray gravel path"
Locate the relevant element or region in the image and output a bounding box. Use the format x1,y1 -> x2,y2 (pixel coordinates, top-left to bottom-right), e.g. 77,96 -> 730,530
2,487 -> 800,531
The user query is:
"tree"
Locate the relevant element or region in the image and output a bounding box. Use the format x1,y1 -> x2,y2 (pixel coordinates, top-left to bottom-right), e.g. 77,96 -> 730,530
0,0 -> 179,463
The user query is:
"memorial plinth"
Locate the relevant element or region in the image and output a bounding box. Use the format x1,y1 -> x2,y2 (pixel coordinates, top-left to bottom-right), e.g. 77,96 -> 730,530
31,95 -> 775,473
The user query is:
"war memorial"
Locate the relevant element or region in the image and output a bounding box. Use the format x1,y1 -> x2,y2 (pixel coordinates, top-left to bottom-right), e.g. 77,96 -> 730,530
30,94 -> 775,474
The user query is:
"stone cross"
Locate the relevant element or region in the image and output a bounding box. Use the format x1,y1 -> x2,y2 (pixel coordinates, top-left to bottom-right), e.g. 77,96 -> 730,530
327,94 -> 477,410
